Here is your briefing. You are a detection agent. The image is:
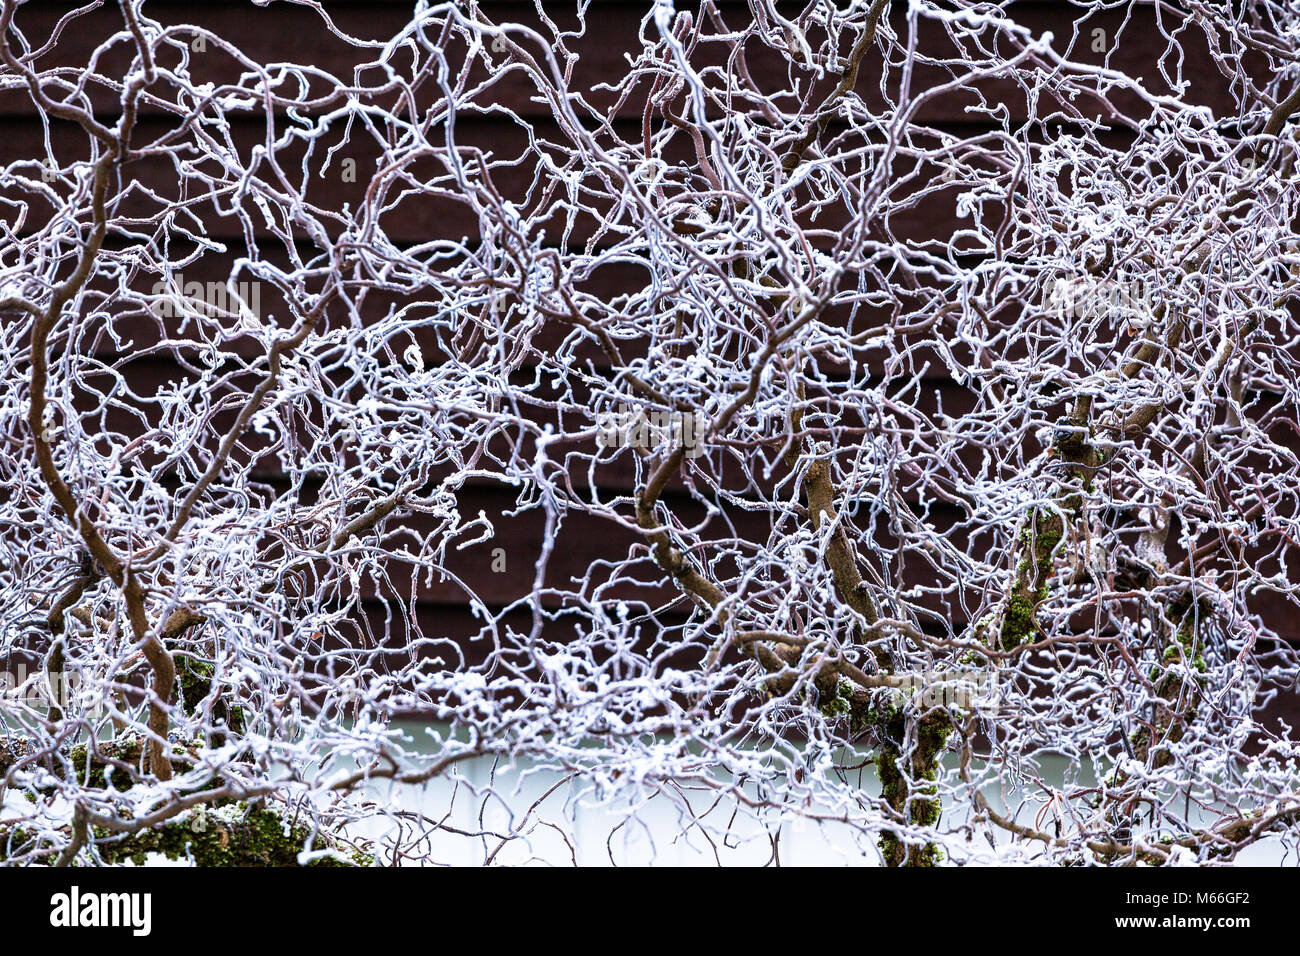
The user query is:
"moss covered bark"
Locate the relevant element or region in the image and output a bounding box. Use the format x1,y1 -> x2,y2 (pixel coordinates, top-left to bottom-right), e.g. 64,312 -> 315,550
2,803 -> 372,867
871,705 -> 953,866
1131,594 -> 1210,768
175,651 -> 244,743
94,805 -> 371,867
993,415 -> 1101,650
998,509 -> 1064,649
2,733 -> 371,866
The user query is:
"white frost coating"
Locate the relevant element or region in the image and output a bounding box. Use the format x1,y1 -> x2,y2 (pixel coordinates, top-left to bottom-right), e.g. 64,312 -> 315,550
0,0 -> 1298,868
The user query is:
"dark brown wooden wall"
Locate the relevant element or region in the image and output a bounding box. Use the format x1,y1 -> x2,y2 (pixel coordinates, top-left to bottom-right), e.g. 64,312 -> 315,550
4,1 -> 1296,724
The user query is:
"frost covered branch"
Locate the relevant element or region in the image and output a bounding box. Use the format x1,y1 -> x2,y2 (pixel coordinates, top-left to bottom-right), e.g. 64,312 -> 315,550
2,0 -> 1300,866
